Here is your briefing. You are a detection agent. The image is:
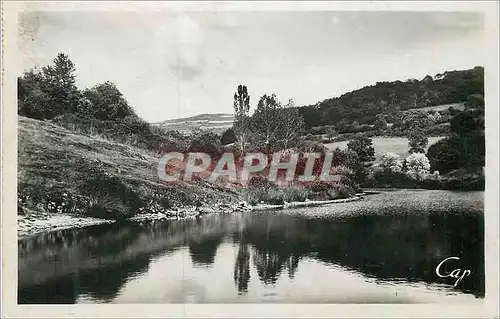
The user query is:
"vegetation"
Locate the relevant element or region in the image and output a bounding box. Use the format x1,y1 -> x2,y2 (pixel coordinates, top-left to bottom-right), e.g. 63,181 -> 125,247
346,135 -> 375,185
297,67 -> 484,130
18,53 -> 485,214
17,117 -> 239,220
18,54 -> 178,152
232,85 -> 252,153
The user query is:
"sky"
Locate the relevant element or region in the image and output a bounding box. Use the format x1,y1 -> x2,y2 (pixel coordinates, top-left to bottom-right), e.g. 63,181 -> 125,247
18,9 -> 486,123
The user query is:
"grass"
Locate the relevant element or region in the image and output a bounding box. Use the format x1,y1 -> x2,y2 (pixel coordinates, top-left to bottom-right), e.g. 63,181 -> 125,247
324,136 -> 446,160
18,116 -> 240,220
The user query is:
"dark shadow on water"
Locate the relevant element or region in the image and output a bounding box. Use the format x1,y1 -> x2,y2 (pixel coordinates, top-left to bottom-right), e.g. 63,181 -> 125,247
18,203 -> 484,303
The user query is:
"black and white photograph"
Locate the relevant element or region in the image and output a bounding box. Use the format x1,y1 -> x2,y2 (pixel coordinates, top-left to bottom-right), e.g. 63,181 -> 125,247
1,1 -> 499,317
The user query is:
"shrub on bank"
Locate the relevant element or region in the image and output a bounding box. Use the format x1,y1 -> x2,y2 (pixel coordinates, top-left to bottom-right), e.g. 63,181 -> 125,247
365,167 -> 484,191
245,187 -> 313,206
80,172 -> 144,220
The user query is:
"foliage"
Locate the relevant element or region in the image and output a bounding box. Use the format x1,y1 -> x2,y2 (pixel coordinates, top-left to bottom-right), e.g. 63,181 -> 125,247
346,135 -> 375,185
427,105 -> 484,174
251,93 -> 282,149
18,53 -> 81,119
221,127 -> 237,145
233,85 -> 252,152
379,152 -> 403,173
405,153 -> 431,180
465,94 -> 485,110
82,81 -> 138,120
450,109 -> 485,137
277,99 -> 306,149
398,109 -> 435,132
17,53 -> 188,152
373,114 -> 388,132
187,129 -> 222,159
408,129 -> 428,154
81,172 -> 144,220
297,67 -> 483,128
426,134 -> 485,174
245,186 -> 312,206
347,135 -> 376,164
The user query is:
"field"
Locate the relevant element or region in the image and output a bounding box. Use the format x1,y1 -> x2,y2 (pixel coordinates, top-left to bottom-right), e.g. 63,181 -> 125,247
406,102 -> 465,113
324,136 -> 446,159
153,113 -> 234,133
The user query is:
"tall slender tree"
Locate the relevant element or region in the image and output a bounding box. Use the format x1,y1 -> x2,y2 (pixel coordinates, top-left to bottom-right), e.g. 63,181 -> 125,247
232,85 -> 251,153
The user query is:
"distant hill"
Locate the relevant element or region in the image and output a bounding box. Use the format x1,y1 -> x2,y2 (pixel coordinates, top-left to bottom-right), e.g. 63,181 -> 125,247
298,66 -> 484,130
153,113 -> 234,134
152,67 -> 483,135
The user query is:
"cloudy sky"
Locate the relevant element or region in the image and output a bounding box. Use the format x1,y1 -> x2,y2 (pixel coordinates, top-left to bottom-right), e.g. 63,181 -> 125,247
18,9 -> 485,122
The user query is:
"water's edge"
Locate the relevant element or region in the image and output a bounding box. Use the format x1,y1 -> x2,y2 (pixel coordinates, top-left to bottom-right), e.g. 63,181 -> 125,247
18,195 -> 366,240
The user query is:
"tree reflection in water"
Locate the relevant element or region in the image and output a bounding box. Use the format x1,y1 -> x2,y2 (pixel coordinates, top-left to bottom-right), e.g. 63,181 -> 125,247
233,241 -> 251,294
18,199 -> 485,303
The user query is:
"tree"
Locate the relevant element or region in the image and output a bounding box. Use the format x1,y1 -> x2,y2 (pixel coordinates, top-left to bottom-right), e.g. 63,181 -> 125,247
83,81 -> 137,121
221,127 -> 237,145
450,109 -> 485,137
347,135 -> 375,184
18,53 -> 81,119
408,129 -> 428,154
379,152 -> 403,173
373,114 -> 388,132
347,135 -> 375,165
277,99 -> 305,149
326,126 -> 337,140
427,132 -> 485,174
42,53 -> 81,116
298,106 -> 322,130
18,69 -> 51,119
232,85 -> 251,153
400,109 -> 434,132
405,153 -> 431,180
251,93 -> 282,150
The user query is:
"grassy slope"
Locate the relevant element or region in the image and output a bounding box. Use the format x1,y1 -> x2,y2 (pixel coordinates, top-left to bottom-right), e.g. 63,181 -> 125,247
18,116 -> 240,220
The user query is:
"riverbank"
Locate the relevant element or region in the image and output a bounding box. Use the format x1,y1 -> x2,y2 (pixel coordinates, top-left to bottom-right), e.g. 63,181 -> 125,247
18,195 -> 367,239
17,116 -> 242,233
18,201 -> 252,239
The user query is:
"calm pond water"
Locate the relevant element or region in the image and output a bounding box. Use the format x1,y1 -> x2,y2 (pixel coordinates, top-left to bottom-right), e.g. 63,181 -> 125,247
18,190 -> 484,304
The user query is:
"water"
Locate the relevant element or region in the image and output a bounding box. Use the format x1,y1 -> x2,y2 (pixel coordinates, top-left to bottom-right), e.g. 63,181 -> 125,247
18,190 -> 484,304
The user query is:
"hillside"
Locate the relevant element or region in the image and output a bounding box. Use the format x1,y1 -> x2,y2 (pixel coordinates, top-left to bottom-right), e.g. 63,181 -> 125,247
153,113 -> 234,134
17,116 -> 242,236
149,67 -> 481,137
298,66 -> 484,130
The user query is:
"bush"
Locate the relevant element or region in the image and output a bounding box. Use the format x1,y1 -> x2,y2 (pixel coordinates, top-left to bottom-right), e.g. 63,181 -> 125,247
379,152 -> 403,173
80,172 -> 143,220
247,175 -> 276,189
187,129 -> 222,159
221,128 -> 237,145
405,153 -> 431,180
245,187 -> 312,205
427,134 -> 484,174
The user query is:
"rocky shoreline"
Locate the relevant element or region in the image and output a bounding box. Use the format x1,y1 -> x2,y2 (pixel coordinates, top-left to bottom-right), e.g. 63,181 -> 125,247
18,201 -> 253,239
18,196 -> 365,239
